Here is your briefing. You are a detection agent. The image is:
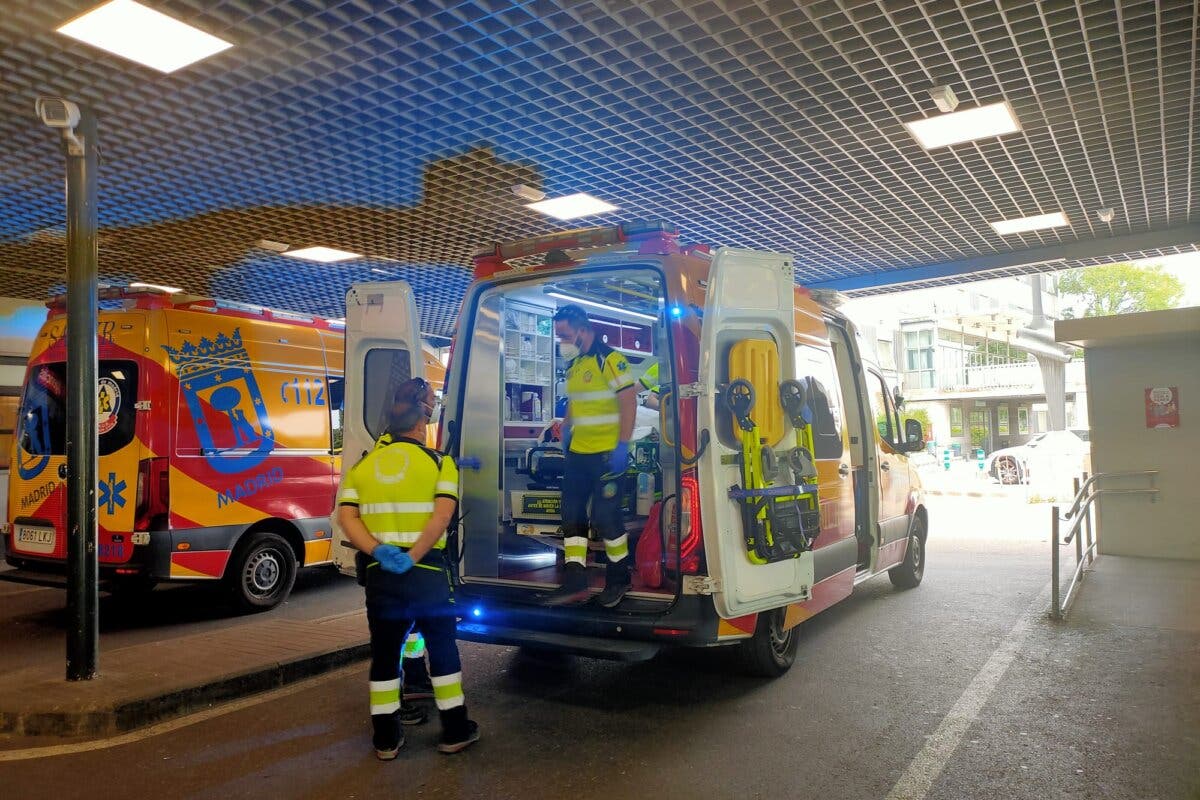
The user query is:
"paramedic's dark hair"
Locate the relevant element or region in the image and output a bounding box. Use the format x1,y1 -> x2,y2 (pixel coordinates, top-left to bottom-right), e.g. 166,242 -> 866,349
552,304 -> 592,330
387,377 -> 432,433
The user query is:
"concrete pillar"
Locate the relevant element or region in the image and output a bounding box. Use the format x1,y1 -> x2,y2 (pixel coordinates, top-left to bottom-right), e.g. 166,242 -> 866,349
1036,355 -> 1067,431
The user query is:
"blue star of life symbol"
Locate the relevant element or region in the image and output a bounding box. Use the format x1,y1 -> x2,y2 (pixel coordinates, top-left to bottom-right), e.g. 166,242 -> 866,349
99,472 -> 127,515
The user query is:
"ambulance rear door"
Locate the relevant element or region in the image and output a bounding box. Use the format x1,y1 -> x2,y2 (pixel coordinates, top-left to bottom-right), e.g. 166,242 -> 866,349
696,248 -> 814,617
332,281 -> 424,575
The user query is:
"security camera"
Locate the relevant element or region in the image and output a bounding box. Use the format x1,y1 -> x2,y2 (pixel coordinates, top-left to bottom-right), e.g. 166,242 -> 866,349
36,97 -> 80,129
35,97 -> 85,155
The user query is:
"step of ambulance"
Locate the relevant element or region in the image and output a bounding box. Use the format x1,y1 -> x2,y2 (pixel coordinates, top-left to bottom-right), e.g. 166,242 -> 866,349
456,621 -> 661,662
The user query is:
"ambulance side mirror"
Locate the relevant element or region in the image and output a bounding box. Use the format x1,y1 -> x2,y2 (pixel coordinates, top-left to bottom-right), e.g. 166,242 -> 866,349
902,418 -> 924,452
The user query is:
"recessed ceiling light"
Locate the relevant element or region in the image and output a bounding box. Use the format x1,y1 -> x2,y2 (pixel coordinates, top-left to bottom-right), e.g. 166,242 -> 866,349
526,193 -> 618,221
283,246 -> 362,263
56,0 -> 233,74
129,281 -> 181,293
905,101 -> 1021,149
990,212 -> 1070,236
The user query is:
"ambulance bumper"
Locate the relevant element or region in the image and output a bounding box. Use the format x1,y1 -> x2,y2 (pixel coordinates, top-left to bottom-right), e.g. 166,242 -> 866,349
456,622 -> 661,661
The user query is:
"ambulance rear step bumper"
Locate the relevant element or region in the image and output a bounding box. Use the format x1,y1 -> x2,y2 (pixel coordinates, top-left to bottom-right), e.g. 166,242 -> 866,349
456,621 -> 661,662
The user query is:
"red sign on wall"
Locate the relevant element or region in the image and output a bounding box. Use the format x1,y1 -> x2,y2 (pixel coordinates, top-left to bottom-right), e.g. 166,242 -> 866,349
1144,387 -> 1180,429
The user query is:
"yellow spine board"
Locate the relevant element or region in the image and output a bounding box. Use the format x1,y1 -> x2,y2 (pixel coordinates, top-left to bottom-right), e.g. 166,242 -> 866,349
728,340 -> 784,447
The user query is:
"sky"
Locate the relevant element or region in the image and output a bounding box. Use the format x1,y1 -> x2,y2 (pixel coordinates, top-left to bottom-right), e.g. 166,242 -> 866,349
1132,251 -> 1200,307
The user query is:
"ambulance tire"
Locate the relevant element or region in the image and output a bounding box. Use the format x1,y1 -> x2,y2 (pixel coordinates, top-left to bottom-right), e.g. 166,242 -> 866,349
888,515 -> 926,590
226,531 -> 298,611
736,608 -> 800,678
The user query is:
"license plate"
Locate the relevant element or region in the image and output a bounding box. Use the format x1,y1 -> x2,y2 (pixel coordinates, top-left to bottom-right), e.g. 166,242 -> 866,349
15,525 -> 55,554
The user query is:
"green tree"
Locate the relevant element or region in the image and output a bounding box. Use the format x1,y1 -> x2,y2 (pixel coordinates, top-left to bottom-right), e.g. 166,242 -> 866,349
1058,263 -> 1184,318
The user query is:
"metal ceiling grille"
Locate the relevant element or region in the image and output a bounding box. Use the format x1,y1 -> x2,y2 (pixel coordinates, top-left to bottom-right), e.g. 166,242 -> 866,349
0,0 -> 1195,336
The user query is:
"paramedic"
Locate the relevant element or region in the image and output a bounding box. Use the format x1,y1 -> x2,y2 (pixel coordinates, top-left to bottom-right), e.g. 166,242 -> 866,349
337,378 -> 480,760
547,304 -> 637,607
639,361 -> 661,410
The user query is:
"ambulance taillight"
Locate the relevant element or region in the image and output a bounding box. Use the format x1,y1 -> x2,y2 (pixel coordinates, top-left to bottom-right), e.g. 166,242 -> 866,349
679,472 -> 702,574
134,457 -> 170,531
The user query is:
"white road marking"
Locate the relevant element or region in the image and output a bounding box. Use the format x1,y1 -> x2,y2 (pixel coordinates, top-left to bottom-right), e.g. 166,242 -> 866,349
0,663 -> 362,762
885,583 -> 1052,800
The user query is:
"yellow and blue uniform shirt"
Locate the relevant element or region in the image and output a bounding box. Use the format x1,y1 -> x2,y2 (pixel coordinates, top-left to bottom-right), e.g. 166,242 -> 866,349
337,434 -> 459,550
565,340 -> 634,454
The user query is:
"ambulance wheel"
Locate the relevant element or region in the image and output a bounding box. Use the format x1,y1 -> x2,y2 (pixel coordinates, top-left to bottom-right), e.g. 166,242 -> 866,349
888,516 -> 926,590
736,608 -> 799,678
226,532 -> 297,611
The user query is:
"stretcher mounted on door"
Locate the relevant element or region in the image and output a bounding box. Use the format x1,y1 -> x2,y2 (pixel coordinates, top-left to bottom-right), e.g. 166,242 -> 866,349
723,340 -> 821,565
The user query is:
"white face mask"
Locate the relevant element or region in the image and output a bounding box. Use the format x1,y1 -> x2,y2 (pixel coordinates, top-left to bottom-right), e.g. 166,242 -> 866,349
559,342 -> 580,360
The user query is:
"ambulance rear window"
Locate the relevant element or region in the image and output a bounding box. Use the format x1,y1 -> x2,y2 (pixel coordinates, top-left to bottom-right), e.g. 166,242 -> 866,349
18,361 -> 139,457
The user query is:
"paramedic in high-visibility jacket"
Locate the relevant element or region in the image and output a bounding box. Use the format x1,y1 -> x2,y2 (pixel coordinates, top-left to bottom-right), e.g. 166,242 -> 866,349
547,304 -> 638,607
337,378 -> 480,760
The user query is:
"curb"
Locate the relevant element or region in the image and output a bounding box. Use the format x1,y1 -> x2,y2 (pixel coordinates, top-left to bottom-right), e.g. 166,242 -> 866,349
0,642 -> 370,739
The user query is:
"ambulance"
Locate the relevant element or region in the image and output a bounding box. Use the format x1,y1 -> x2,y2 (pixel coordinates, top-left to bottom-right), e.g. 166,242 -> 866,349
337,221 -> 928,675
4,288 -> 345,610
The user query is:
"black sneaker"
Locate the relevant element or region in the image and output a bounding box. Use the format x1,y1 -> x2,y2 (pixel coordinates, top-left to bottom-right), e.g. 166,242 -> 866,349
373,729 -> 405,760
543,564 -> 590,606
595,561 -> 632,608
399,701 -> 428,726
594,575 -> 632,608
437,720 -> 481,754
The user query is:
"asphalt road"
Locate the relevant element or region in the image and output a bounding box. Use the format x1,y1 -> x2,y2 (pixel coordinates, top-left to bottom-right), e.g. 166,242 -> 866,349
0,560 -> 363,674
1,496 -> 1195,800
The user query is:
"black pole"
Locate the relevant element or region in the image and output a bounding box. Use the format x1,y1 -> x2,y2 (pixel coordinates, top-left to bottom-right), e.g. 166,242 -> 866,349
63,105 -> 99,681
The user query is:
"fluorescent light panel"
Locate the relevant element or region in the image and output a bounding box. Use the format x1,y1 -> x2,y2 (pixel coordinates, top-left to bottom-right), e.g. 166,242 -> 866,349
905,101 -> 1021,149
990,212 -> 1070,236
544,290 -> 657,322
283,246 -> 362,263
57,0 -> 233,74
526,193 -> 618,221
129,281 -> 181,293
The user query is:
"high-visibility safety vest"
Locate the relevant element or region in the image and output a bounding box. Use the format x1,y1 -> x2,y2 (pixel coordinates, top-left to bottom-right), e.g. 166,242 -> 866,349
565,341 -> 634,454
639,362 -> 660,394
337,434 -> 459,550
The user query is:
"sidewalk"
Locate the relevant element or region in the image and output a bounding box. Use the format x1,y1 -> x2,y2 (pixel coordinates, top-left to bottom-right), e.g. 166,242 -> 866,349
0,608 -> 369,739
915,459 -> 1018,499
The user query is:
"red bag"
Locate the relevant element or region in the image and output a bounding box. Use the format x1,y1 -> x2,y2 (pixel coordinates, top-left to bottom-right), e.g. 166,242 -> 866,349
635,501 -> 664,589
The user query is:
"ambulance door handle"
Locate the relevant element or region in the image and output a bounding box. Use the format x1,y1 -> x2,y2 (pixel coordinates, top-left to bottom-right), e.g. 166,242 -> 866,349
880,461 -> 890,472
838,464 -> 850,478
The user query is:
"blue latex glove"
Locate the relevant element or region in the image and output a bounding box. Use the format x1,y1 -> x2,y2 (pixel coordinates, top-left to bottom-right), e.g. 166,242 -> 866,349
608,440 -> 630,474
561,425 -> 572,452
373,544 -> 414,575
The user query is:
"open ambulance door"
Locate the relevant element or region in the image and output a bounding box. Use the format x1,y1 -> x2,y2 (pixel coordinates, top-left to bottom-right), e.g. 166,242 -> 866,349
696,248 -> 815,618
332,281 -> 424,576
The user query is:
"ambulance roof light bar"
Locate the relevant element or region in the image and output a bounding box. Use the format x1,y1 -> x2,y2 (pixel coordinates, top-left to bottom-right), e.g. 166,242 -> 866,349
473,220 -> 680,279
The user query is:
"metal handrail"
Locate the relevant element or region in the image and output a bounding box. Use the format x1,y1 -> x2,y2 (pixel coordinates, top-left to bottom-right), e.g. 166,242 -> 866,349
1051,470 -> 1159,620
1062,470 -> 1158,519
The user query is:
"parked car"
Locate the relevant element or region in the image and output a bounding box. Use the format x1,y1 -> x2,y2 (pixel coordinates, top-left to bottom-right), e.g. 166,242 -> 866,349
985,429 -> 1090,485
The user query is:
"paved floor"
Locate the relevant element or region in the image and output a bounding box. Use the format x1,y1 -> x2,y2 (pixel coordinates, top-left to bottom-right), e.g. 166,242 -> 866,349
0,496 -> 1195,800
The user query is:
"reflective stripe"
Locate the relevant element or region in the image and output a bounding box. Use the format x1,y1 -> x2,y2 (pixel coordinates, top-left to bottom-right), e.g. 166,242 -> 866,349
360,502 -> 434,514
573,414 -> 619,426
571,389 -> 615,401
564,536 -> 588,565
432,672 -> 465,710
605,534 -> 629,563
403,634 -> 426,659
608,376 -> 635,391
436,480 -> 457,494
374,531 -> 447,549
338,486 -> 359,501
370,679 -> 401,715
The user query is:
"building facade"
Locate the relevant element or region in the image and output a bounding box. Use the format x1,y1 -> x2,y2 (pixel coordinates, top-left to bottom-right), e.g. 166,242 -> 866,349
844,275 -> 1086,455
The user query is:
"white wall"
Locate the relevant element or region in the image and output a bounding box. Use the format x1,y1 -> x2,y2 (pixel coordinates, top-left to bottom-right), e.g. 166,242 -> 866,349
1087,338 -> 1200,559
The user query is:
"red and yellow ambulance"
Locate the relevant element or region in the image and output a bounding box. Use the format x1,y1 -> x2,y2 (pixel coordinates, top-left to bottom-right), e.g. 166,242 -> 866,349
338,221 -> 929,675
4,288 -> 345,610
